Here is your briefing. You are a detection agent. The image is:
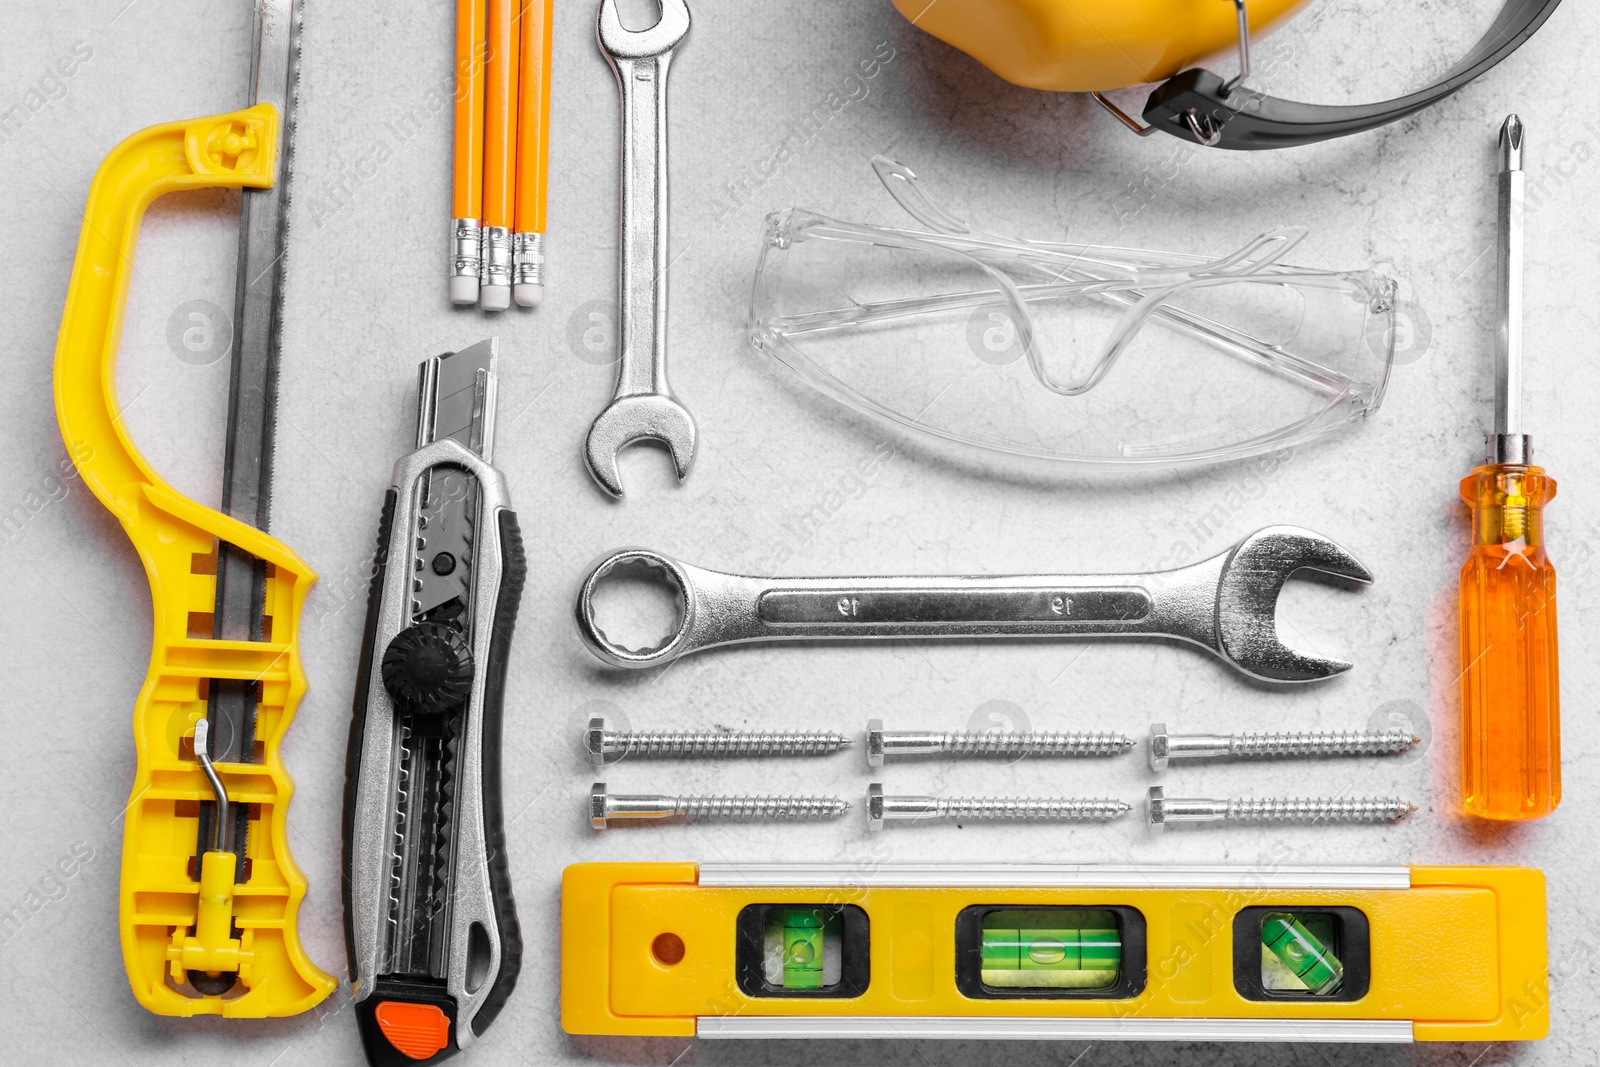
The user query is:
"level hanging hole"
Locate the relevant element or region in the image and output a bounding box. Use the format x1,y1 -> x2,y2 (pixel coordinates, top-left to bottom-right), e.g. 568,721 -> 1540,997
652,932 -> 685,966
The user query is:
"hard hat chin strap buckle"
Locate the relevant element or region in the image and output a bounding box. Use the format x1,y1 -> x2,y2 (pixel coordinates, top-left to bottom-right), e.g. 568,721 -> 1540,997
1091,0 -> 1246,142
1183,108 -> 1223,147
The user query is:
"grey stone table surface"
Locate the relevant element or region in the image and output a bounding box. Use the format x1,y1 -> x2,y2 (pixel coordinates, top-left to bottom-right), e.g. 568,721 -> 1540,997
1,0 -> 1595,1064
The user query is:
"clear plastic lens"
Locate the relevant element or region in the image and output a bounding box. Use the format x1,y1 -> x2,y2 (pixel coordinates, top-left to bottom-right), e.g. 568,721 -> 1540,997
750,203 -> 1397,470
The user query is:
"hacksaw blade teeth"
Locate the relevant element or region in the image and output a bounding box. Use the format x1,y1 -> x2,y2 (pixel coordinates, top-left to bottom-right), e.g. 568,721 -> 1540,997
275,0 -> 303,207
259,0 -> 304,520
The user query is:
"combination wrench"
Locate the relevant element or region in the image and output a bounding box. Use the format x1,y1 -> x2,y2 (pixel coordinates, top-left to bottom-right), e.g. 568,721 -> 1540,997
575,526 -> 1372,683
585,0 -> 698,498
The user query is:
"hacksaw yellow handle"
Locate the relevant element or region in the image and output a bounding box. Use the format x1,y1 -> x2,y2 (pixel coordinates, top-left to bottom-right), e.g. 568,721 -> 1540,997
53,105 -> 335,1018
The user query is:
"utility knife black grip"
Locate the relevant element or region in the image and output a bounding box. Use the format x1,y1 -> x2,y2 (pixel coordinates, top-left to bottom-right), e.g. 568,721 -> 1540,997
470,507 -> 526,1036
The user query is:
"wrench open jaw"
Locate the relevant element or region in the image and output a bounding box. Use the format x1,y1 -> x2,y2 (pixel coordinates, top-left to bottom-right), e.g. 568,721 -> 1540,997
598,0 -> 689,55
1211,526 -> 1374,682
587,0 -> 697,498
574,526 -> 1373,684
583,394 -> 697,498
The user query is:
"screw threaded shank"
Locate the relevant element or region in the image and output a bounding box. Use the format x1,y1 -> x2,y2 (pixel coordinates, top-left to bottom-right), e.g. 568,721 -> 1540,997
673,794 -> 850,820
1226,729 -> 1416,758
934,796 -> 1130,821
1223,796 -> 1414,823
938,730 -> 1134,757
619,729 -> 852,758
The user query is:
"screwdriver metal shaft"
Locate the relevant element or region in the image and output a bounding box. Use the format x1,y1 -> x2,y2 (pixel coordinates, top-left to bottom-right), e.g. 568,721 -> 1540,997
1494,114 -> 1525,455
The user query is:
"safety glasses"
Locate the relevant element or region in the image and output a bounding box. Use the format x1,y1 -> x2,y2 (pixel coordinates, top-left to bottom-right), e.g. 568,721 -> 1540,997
749,158 -> 1398,470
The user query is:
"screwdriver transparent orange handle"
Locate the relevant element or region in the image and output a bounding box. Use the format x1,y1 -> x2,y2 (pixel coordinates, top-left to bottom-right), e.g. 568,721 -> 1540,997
1460,464 -> 1560,820
53,106 -> 335,1015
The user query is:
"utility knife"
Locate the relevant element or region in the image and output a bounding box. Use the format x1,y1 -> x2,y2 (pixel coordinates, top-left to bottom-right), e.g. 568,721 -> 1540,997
344,339 -> 525,1065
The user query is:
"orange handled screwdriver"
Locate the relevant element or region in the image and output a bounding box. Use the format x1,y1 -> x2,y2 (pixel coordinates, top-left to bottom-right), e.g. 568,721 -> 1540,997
1459,114 -> 1560,821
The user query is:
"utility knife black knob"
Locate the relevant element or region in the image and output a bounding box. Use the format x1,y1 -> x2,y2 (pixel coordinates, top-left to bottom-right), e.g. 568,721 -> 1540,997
381,622 -> 473,714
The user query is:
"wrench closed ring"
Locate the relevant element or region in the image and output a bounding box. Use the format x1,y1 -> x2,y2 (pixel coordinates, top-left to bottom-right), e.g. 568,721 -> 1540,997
576,549 -> 695,668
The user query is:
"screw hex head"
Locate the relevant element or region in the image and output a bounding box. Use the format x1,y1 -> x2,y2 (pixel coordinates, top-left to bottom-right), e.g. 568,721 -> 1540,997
1147,785 -> 1167,831
867,783 -> 885,831
585,715 -> 609,766
867,719 -> 885,768
1148,723 -> 1170,773
589,783 -> 610,829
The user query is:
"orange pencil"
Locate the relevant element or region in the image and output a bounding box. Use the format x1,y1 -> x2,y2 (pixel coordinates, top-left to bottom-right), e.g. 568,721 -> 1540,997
480,0 -> 521,310
513,0 -> 553,308
450,0 -> 487,305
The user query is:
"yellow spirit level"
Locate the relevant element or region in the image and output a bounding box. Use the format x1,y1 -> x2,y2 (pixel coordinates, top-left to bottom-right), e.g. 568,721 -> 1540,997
562,863 -> 1547,1043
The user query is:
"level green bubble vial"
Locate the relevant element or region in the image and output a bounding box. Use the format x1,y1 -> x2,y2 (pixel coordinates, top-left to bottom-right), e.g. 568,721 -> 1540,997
979,909 -> 1121,990
780,909 -> 826,989
1261,912 -> 1344,995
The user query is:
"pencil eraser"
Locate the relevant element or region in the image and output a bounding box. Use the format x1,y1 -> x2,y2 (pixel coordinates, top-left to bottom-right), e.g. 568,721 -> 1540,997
479,284 -> 511,312
450,276 -> 480,305
514,282 -> 544,308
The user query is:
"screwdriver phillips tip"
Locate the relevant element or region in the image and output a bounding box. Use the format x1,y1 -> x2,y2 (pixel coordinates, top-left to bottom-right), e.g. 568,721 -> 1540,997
1500,114 -> 1523,171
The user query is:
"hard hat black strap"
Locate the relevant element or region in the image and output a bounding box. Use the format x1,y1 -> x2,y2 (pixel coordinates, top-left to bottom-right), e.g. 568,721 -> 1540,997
1142,0 -> 1562,149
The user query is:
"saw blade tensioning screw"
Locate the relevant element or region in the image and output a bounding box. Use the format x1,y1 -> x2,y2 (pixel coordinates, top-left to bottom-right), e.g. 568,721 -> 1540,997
867,784 -> 1130,830
1146,786 -> 1416,830
585,715 -> 852,765
867,718 -> 1133,767
1147,722 -> 1419,771
589,783 -> 849,828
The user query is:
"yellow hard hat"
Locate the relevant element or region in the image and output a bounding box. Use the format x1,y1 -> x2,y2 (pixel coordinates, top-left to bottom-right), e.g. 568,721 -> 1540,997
892,0 -> 1306,93
891,0 -> 1564,149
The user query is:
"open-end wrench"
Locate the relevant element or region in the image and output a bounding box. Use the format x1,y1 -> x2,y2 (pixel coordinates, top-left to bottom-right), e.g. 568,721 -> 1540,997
585,0 -> 697,498
575,526 -> 1372,683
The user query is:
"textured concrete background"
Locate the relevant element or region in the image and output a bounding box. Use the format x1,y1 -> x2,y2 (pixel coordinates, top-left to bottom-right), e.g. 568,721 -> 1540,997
0,0 -> 1595,1063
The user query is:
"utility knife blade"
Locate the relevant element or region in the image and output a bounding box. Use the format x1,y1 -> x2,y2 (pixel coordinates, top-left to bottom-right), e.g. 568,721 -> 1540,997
344,339 -> 525,1066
